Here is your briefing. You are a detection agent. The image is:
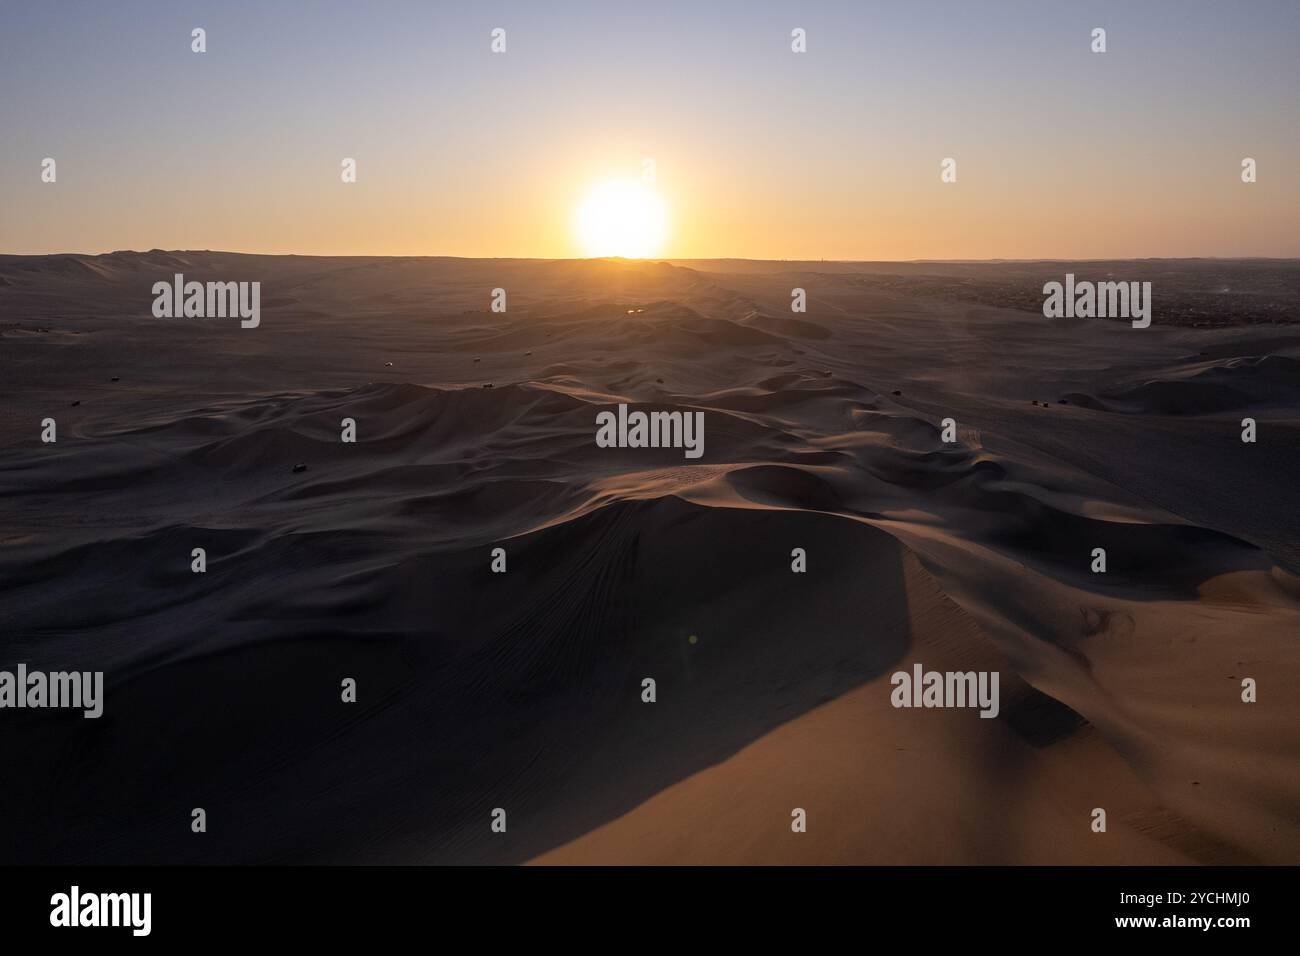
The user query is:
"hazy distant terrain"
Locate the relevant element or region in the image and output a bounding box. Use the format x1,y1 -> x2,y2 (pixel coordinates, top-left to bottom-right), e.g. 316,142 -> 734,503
2,252 -> 1298,864
669,258 -> 1300,327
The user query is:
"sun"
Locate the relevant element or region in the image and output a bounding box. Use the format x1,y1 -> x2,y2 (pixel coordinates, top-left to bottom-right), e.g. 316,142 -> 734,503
575,179 -> 668,258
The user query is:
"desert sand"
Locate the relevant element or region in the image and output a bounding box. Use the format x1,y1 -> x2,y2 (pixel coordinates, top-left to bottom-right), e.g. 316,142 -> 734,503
1,252 -> 1298,864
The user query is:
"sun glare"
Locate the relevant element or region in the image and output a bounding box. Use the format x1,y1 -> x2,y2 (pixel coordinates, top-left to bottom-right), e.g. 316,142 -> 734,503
575,180 -> 668,258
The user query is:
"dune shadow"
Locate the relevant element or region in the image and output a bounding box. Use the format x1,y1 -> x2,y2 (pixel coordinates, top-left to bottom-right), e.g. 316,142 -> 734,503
0,497 -> 916,864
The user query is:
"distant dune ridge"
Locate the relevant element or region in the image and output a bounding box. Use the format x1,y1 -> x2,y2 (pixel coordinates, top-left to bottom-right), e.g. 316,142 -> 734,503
1,252 -> 1299,864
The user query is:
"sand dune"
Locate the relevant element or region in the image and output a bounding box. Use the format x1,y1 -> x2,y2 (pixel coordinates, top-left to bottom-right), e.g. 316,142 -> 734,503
1,253 -> 1298,863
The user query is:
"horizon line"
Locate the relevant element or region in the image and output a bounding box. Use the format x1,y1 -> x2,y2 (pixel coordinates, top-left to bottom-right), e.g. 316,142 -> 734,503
5,249 -> 1300,265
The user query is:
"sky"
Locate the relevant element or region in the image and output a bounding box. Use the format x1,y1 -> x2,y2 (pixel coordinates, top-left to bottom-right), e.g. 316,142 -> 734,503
2,0 -> 1298,260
